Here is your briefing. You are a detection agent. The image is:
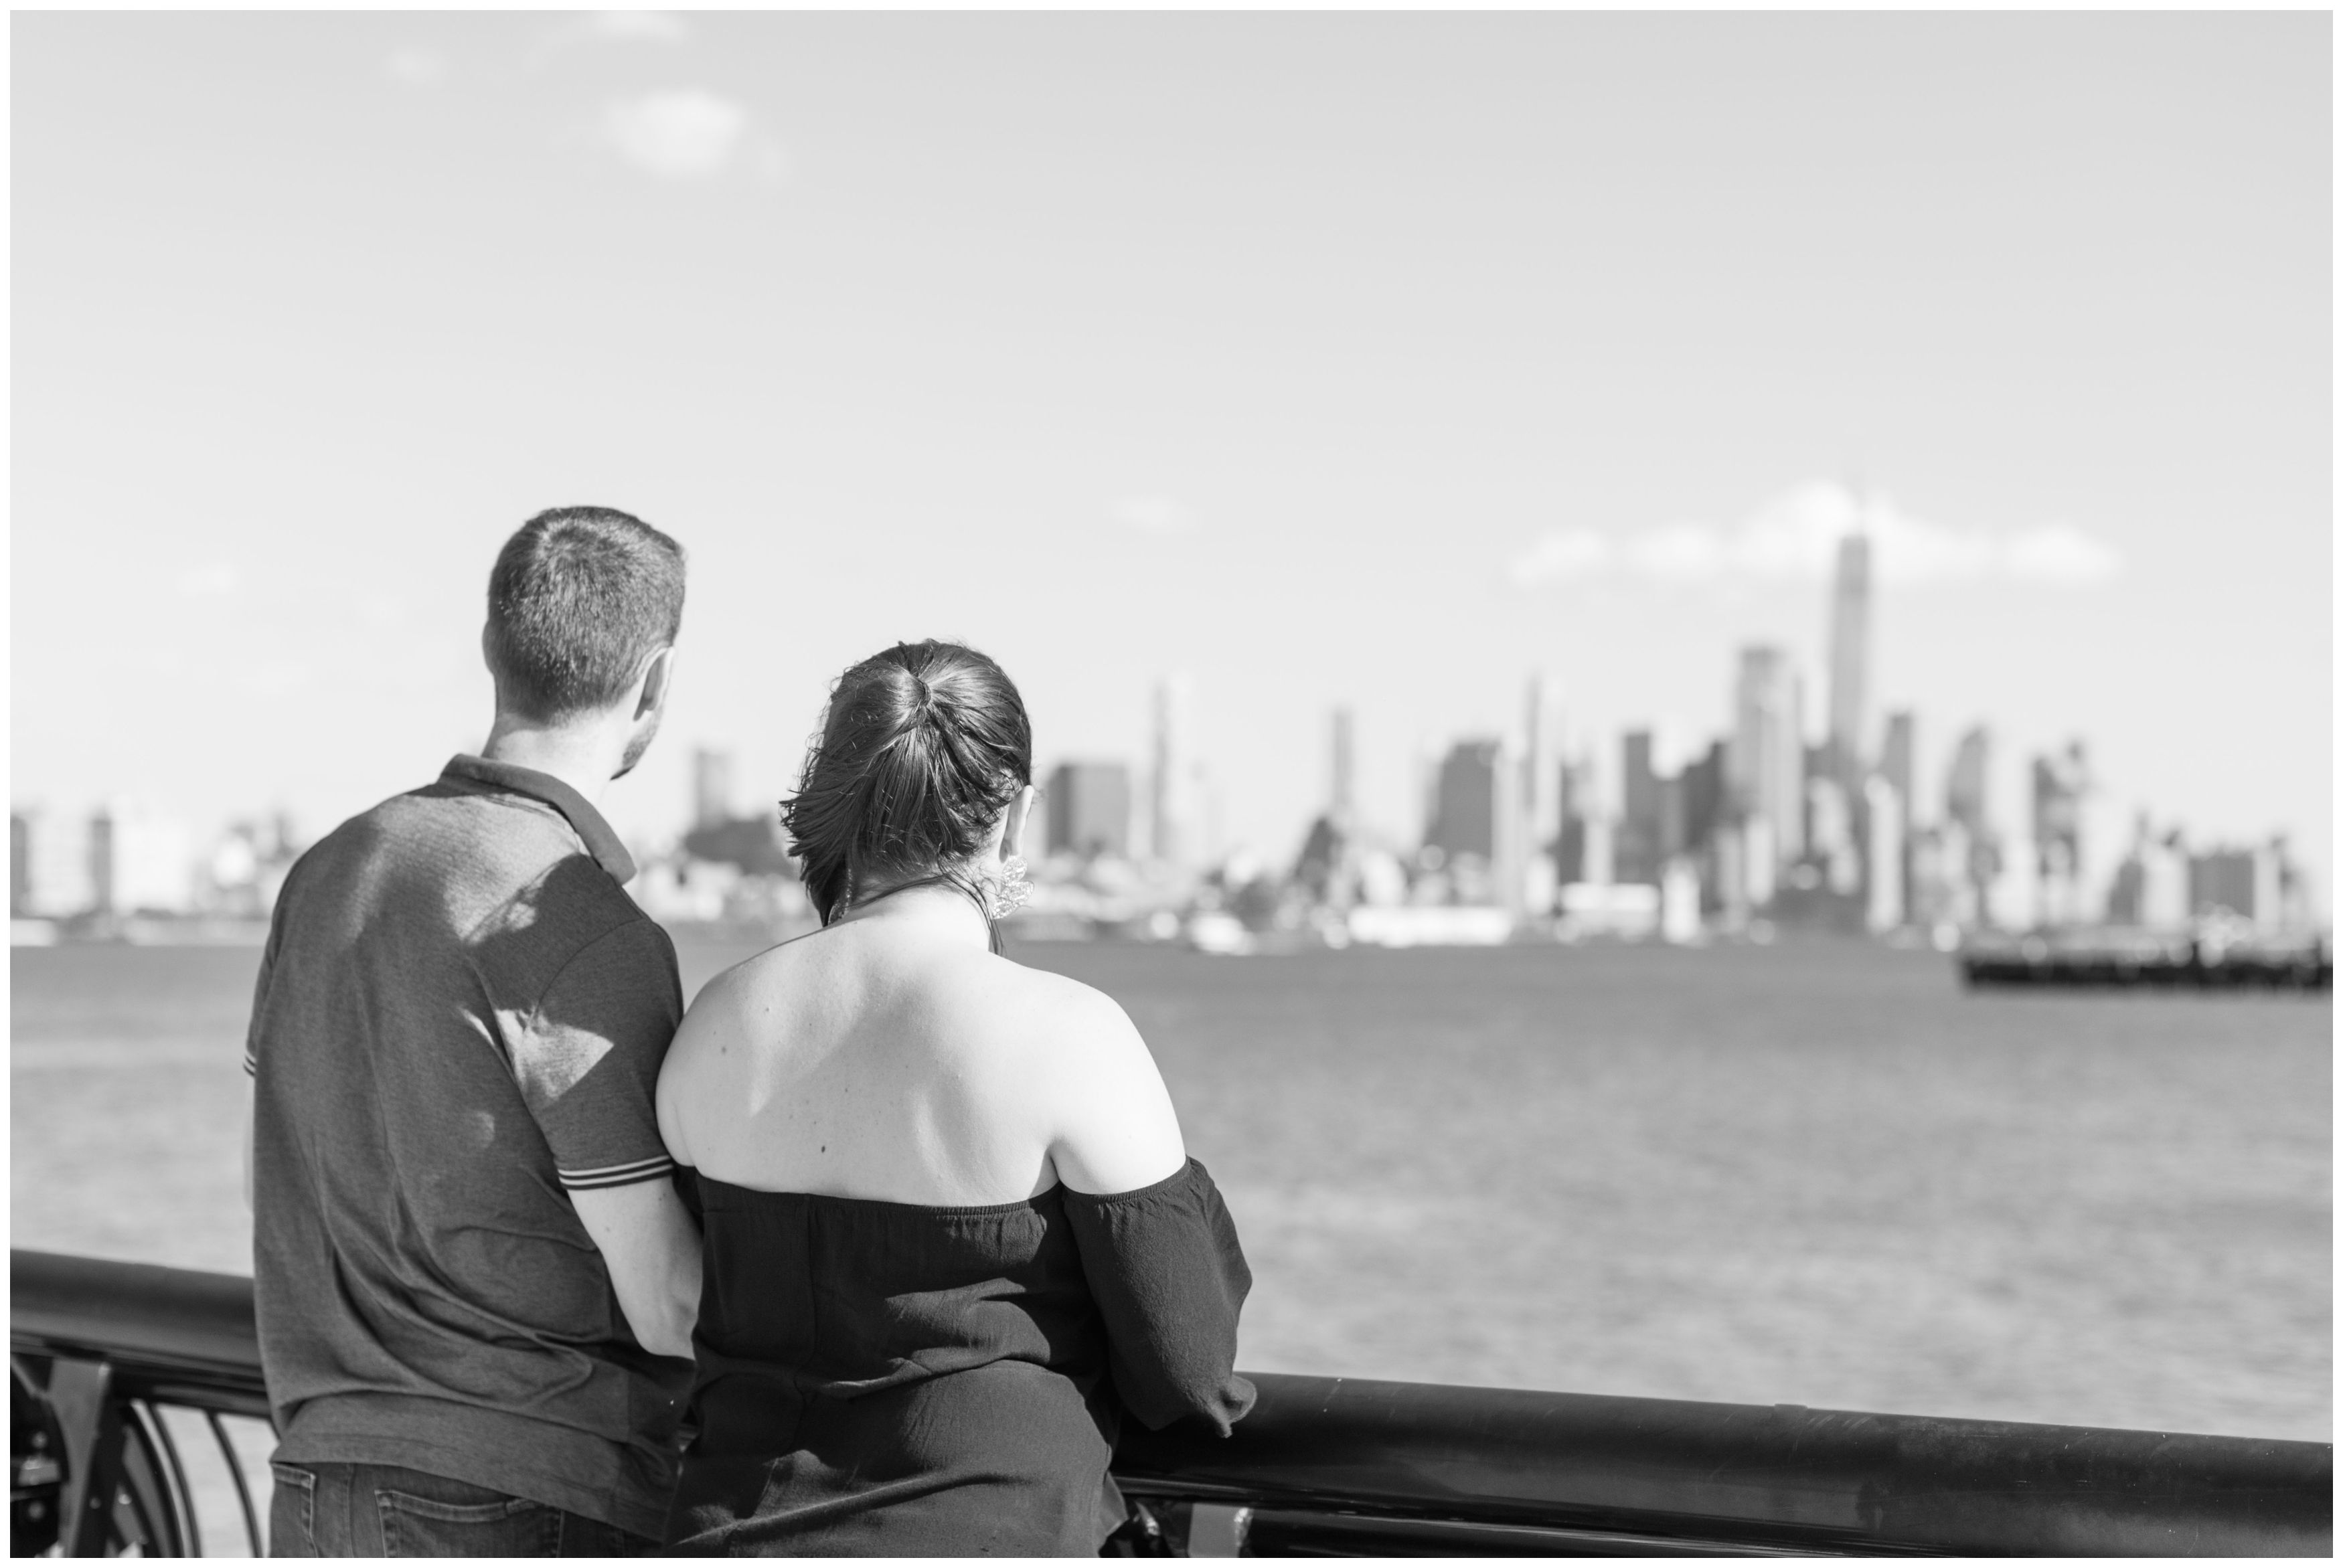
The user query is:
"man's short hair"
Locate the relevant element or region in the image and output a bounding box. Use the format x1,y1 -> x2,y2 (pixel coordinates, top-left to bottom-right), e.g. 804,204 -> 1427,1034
485,507 -> 687,721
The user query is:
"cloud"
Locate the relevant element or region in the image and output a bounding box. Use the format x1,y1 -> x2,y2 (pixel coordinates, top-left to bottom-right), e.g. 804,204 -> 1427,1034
1113,495 -> 1192,535
1507,527 -> 1611,586
603,90 -> 754,179
383,48 -> 451,89
524,11 -> 693,73
1510,481 -> 2124,592
175,565 -> 240,598
581,11 -> 693,44
2001,521 -> 2125,585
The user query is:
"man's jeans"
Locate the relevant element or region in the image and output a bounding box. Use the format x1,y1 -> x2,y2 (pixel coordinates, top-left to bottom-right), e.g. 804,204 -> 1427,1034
267,1461 -> 656,1557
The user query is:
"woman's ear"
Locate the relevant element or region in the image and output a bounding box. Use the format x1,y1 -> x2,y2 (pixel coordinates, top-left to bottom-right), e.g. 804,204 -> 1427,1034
1002,785 -> 1038,860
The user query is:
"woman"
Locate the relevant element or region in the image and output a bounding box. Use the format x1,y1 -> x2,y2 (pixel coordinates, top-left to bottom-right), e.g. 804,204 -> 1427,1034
655,640 -> 1254,1556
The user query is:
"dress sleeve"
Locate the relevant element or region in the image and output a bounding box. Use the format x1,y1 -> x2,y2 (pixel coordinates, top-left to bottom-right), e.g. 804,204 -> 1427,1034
509,918 -> 685,1193
1062,1158 -> 1257,1435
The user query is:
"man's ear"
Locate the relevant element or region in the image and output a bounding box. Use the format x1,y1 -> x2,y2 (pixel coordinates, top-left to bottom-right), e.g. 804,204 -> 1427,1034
480,624 -> 506,711
636,646 -> 676,717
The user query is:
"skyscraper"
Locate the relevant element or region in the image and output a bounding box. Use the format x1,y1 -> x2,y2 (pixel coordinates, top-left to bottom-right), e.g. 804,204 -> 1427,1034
692,748 -> 735,832
1149,674 -> 1196,868
1521,672 -> 1562,859
2030,741 -> 2090,926
1730,646 -> 1804,897
1945,725 -> 1998,923
1879,710 -> 1915,925
1045,762 -> 1132,859
1945,726 -> 1991,839
1425,739 -> 1504,863
1617,729 -> 1661,886
1826,531 -> 1872,792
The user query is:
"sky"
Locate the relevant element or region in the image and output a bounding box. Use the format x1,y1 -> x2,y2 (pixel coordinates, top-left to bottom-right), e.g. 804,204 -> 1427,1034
12,12 -> 2332,893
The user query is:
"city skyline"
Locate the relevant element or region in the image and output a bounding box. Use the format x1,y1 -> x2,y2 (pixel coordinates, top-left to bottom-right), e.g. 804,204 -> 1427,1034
12,14 -> 2329,891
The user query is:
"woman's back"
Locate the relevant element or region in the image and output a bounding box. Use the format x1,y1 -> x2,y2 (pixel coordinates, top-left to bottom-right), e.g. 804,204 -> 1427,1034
651,638 -> 1251,1556
657,897 -> 1187,1208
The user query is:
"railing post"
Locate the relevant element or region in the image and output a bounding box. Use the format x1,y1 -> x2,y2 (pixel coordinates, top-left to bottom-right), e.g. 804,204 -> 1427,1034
44,1357 -> 125,1557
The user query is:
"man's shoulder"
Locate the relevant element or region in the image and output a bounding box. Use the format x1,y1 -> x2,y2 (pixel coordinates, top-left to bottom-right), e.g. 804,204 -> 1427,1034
289,778 -> 667,980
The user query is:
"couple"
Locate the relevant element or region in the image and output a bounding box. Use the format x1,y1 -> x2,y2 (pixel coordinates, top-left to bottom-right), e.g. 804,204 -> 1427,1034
244,507 -> 1255,1556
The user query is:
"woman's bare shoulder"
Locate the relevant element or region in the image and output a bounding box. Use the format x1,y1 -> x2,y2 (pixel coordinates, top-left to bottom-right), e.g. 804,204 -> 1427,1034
975,957 -> 1184,1193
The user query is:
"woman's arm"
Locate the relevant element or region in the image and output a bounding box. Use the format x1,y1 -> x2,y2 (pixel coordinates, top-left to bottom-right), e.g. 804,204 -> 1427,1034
1043,987 -> 1188,1196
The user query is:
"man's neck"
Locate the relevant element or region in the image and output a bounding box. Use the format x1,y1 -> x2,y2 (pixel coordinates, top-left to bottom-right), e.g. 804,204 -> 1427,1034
480,715 -> 621,808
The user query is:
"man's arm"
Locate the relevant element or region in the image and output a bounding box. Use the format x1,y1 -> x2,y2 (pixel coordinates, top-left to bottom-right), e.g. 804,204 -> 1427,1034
519,918 -> 701,1359
242,1082 -> 254,1213
570,1179 -> 701,1359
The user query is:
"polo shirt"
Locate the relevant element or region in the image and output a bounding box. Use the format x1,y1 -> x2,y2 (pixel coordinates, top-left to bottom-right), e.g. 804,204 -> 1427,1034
248,755 -> 690,1539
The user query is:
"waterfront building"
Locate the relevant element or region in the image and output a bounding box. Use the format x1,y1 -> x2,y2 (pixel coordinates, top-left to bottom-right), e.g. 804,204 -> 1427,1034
2187,843 -> 2293,930
1044,761 -> 1133,859
1805,775 -> 1860,897
1944,725 -> 1999,923
1150,674 -> 1197,869
1734,646 -> 1799,899
1521,673 -> 1562,913
693,747 -> 735,832
1660,858 -> 1702,944
1425,739 -> 1504,863
1730,646 -> 1805,902
1617,730 -> 1662,887
9,812 -> 31,918
1553,755 -> 1593,884
15,808 -> 95,918
1680,740 -> 1726,865
1988,832 -> 2039,932
1879,711 -> 1916,927
2030,742 -> 2091,927
2106,816 -> 2192,929
1864,776 -> 1905,934
90,800 -> 194,916
1711,819 -> 1747,923
1826,531 -> 1872,793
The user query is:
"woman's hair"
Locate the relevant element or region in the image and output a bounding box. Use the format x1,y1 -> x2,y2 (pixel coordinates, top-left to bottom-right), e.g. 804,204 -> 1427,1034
783,640 -> 1033,928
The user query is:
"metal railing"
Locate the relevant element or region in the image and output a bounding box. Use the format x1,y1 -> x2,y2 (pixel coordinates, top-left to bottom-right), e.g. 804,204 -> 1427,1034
11,1248 -> 2332,1556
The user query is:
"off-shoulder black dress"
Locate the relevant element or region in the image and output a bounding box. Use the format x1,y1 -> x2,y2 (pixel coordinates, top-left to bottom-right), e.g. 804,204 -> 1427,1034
663,1158 -> 1255,1556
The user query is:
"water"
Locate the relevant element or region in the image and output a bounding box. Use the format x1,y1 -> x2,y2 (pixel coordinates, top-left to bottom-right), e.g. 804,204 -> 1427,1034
12,938 -> 2330,1453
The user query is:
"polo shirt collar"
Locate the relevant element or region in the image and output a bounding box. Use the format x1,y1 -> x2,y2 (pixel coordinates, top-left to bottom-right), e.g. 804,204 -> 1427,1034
440,755 -> 637,883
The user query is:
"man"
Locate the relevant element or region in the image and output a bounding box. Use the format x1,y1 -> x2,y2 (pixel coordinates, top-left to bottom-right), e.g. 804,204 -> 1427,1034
246,507 -> 702,1555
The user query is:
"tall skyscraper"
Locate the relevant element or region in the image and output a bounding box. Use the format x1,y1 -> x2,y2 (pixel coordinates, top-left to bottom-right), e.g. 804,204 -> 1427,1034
1045,762 -> 1132,859
1617,729 -> 1662,886
1826,531 -> 1872,792
1730,646 -> 1804,897
1521,672 -> 1562,859
692,748 -> 735,832
1149,674 -> 1196,868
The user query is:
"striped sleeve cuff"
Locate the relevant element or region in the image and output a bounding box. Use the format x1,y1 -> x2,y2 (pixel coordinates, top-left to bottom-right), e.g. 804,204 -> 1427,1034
243,1050 -> 257,1076
557,1154 -> 676,1191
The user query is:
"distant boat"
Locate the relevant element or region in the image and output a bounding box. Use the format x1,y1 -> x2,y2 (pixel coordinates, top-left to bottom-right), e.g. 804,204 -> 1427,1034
1958,924 -> 2331,991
